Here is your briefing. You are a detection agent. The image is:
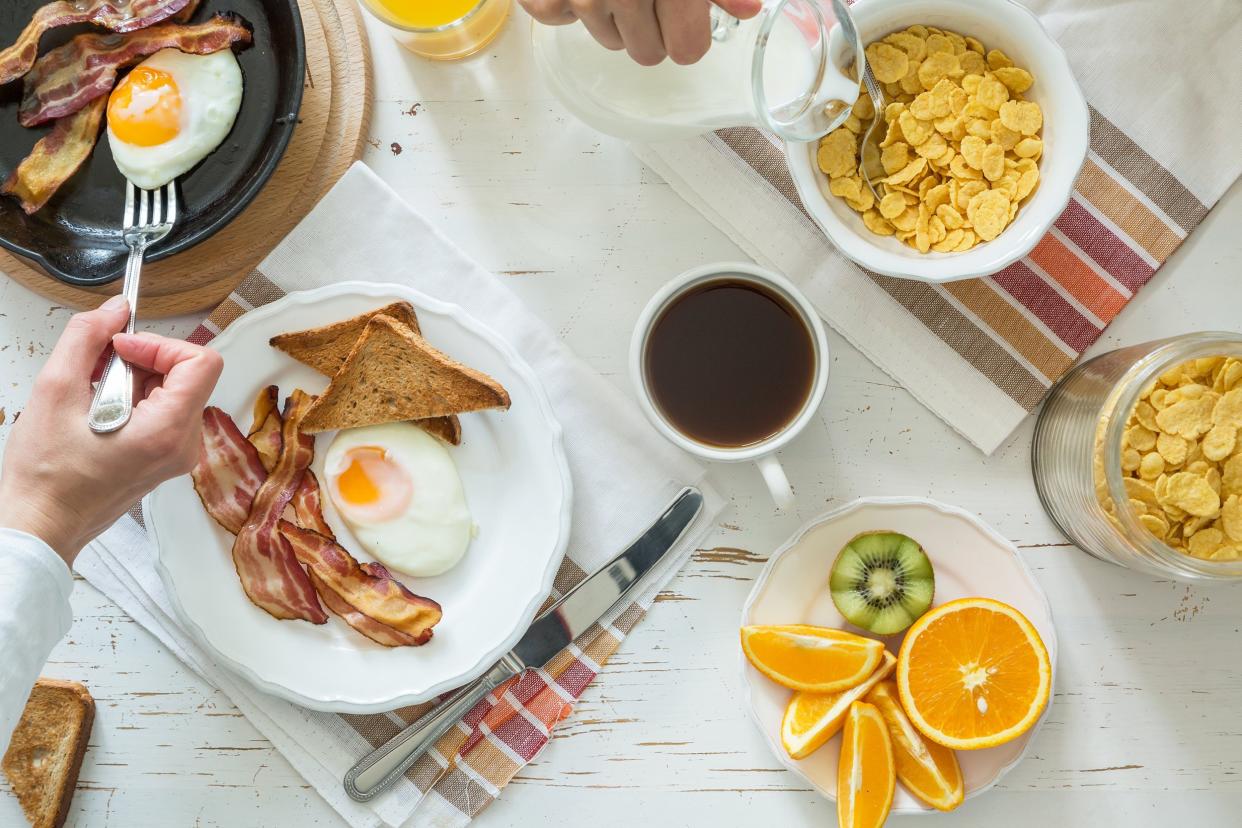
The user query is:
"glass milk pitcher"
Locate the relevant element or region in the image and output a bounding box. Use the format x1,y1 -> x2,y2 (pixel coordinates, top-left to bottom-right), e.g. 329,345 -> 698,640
532,0 -> 864,142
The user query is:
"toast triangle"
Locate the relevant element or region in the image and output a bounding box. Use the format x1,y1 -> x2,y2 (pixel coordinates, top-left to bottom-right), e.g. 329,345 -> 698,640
301,314 -> 511,434
269,302 -> 462,444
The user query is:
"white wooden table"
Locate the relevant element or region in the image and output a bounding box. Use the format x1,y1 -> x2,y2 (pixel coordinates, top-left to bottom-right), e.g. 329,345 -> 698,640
3,6 -> 1241,826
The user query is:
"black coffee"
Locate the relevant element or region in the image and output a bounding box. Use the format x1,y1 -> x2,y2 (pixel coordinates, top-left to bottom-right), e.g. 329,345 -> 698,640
644,278 -> 815,448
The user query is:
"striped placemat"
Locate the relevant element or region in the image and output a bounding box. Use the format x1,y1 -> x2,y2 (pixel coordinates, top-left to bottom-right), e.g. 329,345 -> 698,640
632,1 -> 1241,453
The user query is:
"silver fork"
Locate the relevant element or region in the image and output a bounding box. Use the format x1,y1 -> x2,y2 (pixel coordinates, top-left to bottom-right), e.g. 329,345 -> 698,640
87,181 -> 178,434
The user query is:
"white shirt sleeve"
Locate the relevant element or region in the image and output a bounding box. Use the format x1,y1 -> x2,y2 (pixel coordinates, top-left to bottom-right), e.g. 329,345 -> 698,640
0,528 -> 74,756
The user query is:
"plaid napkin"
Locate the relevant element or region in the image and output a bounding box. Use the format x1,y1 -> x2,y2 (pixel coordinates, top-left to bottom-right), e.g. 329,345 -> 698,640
74,163 -> 725,828
633,0 -> 1242,453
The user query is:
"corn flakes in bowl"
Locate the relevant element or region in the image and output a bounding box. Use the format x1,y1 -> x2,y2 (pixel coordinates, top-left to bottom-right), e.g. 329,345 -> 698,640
785,0 -> 1088,283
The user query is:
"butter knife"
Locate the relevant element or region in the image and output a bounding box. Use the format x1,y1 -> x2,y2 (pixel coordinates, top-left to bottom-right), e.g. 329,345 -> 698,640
343,486 -> 704,802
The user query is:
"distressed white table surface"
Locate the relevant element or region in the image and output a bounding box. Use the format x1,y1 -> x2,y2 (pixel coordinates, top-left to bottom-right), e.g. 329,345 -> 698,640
2,6 -> 1241,826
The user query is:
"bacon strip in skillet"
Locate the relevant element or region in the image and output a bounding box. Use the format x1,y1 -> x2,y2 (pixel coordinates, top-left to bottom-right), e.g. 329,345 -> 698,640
0,0 -> 195,87
231,390 -> 327,624
280,522 -> 442,646
171,0 -> 204,23
2,97 -> 106,214
19,12 -> 252,127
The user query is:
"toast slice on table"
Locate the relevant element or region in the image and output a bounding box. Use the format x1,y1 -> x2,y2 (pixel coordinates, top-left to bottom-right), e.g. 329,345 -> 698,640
302,314 -> 511,434
269,302 -> 462,444
2,679 -> 94,828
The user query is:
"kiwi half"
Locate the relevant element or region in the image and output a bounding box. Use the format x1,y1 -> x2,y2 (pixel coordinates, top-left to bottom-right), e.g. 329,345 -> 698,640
829,531 -> 935,635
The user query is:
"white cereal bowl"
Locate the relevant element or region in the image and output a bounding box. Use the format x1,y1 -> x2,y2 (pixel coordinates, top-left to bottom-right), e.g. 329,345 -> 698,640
788,0 -> 1089,282
739,497 -> 1057,813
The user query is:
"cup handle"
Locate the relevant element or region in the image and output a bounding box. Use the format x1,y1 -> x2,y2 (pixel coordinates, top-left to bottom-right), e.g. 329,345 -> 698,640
756,454 -> 795,513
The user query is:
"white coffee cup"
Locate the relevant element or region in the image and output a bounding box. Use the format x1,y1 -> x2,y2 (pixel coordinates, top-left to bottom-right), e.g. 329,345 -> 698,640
629,262 -> 830,512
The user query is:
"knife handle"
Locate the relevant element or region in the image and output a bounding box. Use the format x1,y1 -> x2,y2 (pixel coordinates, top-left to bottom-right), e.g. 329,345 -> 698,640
344,653 -> 524,802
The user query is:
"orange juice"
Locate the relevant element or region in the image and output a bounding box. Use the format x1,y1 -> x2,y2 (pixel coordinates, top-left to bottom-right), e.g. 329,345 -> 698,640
362,0 -> 511,60
370,0 -> 481,29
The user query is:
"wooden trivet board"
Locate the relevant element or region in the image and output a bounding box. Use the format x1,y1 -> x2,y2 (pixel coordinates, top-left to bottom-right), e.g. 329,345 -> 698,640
0,0 -> 372,318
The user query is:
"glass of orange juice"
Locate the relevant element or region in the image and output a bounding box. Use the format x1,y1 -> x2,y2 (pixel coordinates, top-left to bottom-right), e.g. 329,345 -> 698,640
360,0 -> 511,60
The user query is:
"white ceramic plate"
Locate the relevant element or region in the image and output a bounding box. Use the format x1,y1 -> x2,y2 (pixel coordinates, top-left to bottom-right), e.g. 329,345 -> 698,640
740,497 -> 1056,813
145,282 -> 573,713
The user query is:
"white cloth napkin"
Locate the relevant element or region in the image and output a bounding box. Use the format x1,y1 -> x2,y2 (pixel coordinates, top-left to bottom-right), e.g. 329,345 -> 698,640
75,163 -> 724,828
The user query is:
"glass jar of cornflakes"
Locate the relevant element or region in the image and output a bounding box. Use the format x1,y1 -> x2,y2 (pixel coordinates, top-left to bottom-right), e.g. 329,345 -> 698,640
1032,332 -> 1242,581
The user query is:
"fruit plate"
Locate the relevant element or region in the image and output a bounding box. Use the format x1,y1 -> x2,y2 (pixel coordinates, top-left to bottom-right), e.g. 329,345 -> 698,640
144,282 -> 573,713
739,496 -> 1057,814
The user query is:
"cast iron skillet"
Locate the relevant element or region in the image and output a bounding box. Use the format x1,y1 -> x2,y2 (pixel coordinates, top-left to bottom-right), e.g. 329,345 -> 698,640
0,0 -> 305,286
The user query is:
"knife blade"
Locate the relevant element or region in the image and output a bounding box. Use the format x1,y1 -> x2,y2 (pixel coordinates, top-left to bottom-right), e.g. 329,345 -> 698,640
344,486 -> 704,802
510,485 -> 704,670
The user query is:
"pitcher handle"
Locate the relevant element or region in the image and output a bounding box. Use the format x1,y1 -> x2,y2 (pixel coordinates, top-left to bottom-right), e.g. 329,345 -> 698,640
710,7 -> 742,41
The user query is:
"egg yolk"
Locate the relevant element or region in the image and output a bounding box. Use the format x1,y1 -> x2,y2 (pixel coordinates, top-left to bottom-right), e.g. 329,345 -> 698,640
332,447 -> 414,523
108,67 -> 183,147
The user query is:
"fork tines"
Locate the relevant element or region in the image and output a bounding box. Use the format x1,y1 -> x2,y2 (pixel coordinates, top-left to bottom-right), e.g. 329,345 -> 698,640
124,180 -> 178,232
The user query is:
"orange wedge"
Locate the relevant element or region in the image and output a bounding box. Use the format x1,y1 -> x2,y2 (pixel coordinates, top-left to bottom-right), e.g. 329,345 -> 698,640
867,680 -> 964,811
782,652 -> 896,760
897,597 -> 1051,751
837,701 -> 895,828
741,625 -> 886,693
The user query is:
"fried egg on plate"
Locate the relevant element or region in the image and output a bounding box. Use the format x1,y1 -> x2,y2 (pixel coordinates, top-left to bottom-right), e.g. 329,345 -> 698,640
324,423 -> 474,578
106,48 -> 243,190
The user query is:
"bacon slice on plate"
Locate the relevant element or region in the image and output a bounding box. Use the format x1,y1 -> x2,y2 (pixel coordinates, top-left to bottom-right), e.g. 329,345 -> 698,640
292,471 -> 337,541
192,405 -> 267,536
0,0 -> 194,86
190,388 -> 439,643
2,97 -> 106,215
283,449 -> 429,647
246,385 -> 283,473
280,521 -> 441,645
232,391 -> 326,624
20,12 -> 252,127
307,570 -> 428,647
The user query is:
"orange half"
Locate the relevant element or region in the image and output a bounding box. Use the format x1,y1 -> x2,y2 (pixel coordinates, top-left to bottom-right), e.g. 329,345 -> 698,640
741,625 -> 886,693
897,597 -> 1051,751
837,701 -> 896,828
867,680 -> 964,811
782,652 -> 896,760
